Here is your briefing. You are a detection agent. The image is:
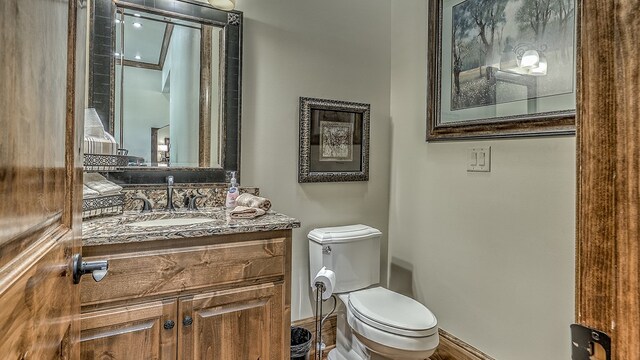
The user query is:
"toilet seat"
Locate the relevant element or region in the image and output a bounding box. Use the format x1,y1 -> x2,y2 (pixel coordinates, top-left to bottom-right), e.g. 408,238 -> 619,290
348,287 -> 438,338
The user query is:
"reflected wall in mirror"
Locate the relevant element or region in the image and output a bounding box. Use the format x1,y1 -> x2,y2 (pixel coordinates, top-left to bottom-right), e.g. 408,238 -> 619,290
88,0 -> 242,184
114,9 -> 223,168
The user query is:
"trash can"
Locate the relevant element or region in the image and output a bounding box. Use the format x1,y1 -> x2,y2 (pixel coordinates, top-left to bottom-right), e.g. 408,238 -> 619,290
290,326 -> 313,360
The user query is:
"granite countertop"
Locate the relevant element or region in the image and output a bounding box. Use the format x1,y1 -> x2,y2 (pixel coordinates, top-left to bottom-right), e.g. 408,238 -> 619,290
82,208 -> 300,246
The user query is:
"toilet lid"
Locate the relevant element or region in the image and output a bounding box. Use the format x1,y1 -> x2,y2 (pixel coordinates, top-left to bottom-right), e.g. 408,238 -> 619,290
308,224 -> 382,244
348,287 -> 437,337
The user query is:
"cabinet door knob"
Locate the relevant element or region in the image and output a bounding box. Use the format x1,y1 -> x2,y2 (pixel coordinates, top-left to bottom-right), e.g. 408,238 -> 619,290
183,316 -> 193,327
164,320 -> 175,330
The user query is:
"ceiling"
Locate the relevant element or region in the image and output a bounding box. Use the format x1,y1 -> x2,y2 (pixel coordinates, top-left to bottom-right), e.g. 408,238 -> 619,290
115,10 -> 203,66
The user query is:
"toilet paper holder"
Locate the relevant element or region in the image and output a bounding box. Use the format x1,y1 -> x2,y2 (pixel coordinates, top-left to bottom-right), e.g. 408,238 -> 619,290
313,268 -> 337,360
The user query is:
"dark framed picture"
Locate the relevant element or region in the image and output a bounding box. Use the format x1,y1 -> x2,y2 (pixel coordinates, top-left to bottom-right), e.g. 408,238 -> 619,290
298,97 -> 370,183
427,0 -> 578,141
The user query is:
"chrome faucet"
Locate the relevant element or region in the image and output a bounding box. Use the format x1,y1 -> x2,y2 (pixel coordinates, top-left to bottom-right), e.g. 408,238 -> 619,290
165,175 -> 176,211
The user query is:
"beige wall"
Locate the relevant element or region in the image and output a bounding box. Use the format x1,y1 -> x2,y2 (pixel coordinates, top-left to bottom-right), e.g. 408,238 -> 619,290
114,67 -> 170,161
236,0 -> 392,320
389,1 -> 575,359
81,0 -> 575,355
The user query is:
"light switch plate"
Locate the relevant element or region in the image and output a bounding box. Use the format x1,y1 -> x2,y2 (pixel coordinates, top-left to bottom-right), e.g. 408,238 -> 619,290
467,146 -> 491,172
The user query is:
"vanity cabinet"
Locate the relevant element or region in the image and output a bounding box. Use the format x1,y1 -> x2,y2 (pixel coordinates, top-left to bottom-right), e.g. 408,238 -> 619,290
178,283 -> 285,359
79,230 -> 293,360
80,299 -> 177,360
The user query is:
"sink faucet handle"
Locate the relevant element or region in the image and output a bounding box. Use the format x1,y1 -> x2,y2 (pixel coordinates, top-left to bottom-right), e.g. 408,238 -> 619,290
183,192 -> 193,207
132,196 -> 153,213
188,194 -> 207,211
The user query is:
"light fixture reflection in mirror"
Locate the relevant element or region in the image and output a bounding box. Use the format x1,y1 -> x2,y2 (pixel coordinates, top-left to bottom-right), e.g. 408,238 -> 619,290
529,54 -> 548,76
157,143 -> 170,167
114,9 -> 224,168
208,0 -> 236,10
500,46 -> 548,76
520,50 -> 540,69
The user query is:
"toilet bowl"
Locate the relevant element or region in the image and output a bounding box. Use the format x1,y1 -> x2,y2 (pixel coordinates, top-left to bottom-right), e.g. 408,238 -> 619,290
308,225 -> 439,360
325,288 -> 438,360
345,287 -> 438,359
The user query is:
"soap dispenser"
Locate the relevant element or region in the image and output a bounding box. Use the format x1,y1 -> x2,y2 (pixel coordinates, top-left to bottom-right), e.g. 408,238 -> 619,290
225,171 -> 239,209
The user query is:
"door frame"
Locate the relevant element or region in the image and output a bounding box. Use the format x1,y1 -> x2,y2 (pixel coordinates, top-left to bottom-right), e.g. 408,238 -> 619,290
0,0 -> 86,358
576,0 -> 640,357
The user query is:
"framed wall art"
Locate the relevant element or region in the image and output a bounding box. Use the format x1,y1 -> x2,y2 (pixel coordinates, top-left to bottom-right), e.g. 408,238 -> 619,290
427,0 -> 578,141
298,97 -> 370,183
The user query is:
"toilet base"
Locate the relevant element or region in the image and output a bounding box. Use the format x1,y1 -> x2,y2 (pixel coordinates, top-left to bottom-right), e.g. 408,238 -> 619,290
327,348 -> 363,360
328,346 -> 432,360
353,332 -> 435,360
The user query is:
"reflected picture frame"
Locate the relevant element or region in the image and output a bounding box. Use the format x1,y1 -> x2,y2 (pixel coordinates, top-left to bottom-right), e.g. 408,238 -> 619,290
298,97 -> 370,183
427,0 -> 579,141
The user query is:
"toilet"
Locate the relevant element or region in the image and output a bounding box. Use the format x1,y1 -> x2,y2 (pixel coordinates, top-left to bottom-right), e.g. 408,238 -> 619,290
308,225 -> 439,360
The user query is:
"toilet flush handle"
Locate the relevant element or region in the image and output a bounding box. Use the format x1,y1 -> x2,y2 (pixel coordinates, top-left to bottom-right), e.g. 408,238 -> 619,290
322,246 -> 331,255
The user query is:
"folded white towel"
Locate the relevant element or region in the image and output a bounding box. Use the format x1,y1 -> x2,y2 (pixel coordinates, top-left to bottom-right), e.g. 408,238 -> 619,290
83,185 -> 100,198
230,206 -> 266,219
235,193 -> 272,212
84,173 -> 123,195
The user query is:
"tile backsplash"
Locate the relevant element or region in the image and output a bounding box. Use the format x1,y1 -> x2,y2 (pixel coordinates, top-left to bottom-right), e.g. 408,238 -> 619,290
122,183 -> 259,211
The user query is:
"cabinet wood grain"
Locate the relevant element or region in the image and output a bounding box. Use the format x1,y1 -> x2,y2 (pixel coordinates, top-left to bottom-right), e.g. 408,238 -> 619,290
80,230 -> 293,359
81,299 -> 177,360
179,282 -> 285,359
81,237 -> 286,306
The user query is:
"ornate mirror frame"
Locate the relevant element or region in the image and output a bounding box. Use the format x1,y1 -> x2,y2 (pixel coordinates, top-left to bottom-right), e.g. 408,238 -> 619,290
88,0 -> 242,184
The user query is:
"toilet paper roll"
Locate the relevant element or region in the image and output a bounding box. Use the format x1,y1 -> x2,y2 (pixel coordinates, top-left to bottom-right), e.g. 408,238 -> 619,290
313,267 -> 336,300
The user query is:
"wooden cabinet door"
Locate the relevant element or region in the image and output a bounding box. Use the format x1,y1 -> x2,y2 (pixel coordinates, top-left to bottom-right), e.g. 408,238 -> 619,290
179,283 -> 286,360
80,299 -> 178,360
0,0 -> 86,358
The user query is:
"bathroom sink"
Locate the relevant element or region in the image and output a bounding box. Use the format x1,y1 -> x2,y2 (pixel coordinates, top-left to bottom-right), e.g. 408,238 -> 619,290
122,210 -> 226,228
126,218 -> 217,228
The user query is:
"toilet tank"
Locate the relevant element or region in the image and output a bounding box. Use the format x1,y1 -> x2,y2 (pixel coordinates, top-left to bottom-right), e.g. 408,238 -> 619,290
308,224 -> 382,293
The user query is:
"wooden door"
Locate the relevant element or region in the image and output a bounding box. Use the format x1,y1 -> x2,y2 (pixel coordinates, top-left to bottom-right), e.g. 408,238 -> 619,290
576,0 -> 640,357
0,0 -> 86,358
178,283 -> 286,360
80,299 -> 178,360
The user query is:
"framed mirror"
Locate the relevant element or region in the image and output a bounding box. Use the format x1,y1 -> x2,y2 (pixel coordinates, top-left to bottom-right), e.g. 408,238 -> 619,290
88,0 -> 242,183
